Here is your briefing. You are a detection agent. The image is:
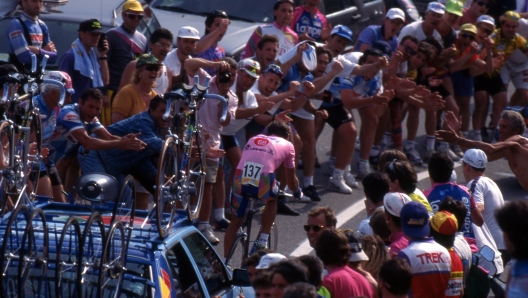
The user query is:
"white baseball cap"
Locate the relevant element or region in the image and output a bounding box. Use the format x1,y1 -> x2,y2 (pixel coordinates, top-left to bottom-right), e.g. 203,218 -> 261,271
461,148 -> 488,169
177,26 -> 200,39
383,192 -> 412,217
477,15 -> 495,27
426,2 -> 446,14
255,253 -> 287,269
386,8 -> 405,21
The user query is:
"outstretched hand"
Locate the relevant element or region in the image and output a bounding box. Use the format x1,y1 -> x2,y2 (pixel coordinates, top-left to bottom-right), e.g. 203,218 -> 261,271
435,126 -> 461,144
121,133 -> 147,151
206,147 -> 226,158
275,110 -> 292,123
444,111 -> 462,133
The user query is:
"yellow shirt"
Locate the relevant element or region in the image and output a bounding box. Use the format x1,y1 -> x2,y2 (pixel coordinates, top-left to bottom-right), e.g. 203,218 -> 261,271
112,84 -> 157,121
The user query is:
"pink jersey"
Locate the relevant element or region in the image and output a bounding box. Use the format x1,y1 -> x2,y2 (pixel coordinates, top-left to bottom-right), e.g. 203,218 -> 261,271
237,134 -> 295,182
240,22 -> 298,59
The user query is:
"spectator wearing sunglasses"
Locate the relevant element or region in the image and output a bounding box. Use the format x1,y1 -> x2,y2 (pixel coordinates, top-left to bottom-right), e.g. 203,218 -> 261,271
194,10 -> 230,76
104,0 -> 148,126
456,0 -> 491,27
59,19 -> 109,104
305,207 -> 337,247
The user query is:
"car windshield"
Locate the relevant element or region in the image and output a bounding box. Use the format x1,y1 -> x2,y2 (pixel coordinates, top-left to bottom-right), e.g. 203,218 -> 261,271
152,0 -> 275,23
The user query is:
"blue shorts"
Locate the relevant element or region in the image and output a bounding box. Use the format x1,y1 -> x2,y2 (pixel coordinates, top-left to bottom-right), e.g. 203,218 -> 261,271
450,70 -> 474,97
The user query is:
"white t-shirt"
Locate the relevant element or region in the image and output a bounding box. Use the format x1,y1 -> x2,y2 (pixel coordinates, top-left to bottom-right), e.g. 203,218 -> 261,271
343,51 -> 384,93
466,176 -> 505,249
453,232 -> 473,284
250,82 -> 283,116
357,205 -> 384,237
153,65 -> 170,94
398,21 -> 442,42
321,54 -> 358,91
164,49 -> 184,76
221,75 -> 258,136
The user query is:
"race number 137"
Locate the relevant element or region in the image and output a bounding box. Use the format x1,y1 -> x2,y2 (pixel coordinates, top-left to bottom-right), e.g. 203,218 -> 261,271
242,162 -> 263,186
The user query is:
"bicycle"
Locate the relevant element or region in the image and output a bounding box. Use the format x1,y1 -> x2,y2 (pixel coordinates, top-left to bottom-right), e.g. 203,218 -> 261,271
149,77 -> 228,239
225,196 -> 278,270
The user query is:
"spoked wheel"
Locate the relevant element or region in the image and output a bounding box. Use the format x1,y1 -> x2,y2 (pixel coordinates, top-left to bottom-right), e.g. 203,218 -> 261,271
99,220 -> 126,298
185,124 -> 206,221
0,204 -> 31,298
19,208 -> 48,298
0,121 -> 15,215
225,234 -> 247,270
79,212 -> 106,298
55,216 -> 82,298
112,175 -> 135,251
26,109 -> 42,196
154,137 -> 178,239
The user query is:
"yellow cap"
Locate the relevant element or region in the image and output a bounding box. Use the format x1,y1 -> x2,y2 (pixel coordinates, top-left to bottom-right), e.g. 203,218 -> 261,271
123,0 -> 144,13
501,11 -> 520,22
460,23 -> 477,35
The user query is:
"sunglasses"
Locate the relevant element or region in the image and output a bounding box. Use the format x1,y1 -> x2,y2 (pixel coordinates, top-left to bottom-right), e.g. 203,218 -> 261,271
461,33 -> 475,40
145,65 -> 160,72
481,28 -> 493,35
126,13 -> 144,20
264,64 -> 284,78
404,44 -> 417,56
243,64 -> 260,75
477,1 -> 490,8
303,224 -> 325,232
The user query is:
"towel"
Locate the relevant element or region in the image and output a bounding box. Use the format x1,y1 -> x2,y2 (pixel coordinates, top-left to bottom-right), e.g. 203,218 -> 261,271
71,39 -> 103,87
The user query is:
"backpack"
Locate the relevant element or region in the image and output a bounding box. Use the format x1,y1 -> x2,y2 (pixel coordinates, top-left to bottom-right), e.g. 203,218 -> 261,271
464,255 -> 491,298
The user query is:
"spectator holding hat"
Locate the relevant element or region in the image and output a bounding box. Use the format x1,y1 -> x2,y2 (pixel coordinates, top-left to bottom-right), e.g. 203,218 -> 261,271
461,148 -> 507,263
430,210 -> 464,298
59,19 -> 109,104
194,10 -> 230,76
104,0 -> 148,126
355,8 -> 405,53
397,202 -> 451,298
241,0 -> 298,59
384,192 -> 412,258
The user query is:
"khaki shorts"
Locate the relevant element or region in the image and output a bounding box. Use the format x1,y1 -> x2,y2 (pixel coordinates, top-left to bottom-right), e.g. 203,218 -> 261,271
205,159 -> 219,183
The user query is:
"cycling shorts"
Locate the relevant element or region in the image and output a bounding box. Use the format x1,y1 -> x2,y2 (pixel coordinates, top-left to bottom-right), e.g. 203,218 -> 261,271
450,70 -> 474,97
474,74 -> 506,96
29,165 -> 62,186
319,102 -> 354,130
221,134 -> 240,152
230,170 -> 278,218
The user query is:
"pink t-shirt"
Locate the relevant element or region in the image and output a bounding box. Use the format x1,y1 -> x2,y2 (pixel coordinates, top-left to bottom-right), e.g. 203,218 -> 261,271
237,134 -> 295,175
322,266 -> 374,298
389,231 -> 409,258
456,8 -> 478,27
197,76 -> 238,160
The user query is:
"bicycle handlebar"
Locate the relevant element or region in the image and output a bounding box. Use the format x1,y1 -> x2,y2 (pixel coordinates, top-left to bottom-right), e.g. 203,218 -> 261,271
204,93 -> 228,123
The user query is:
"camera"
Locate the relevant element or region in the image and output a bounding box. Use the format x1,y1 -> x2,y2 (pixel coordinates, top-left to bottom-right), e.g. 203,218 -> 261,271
218,71 -> 231,84
97,32 -> 107,51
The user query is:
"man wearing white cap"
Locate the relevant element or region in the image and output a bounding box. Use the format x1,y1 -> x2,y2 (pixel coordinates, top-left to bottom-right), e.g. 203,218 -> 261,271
165,26 -> 203,86
398,2 -> 444,42
255,253 -> 287,270
355,8 -> 405,53
383,192 -> 412,258
461,148 -> 508,263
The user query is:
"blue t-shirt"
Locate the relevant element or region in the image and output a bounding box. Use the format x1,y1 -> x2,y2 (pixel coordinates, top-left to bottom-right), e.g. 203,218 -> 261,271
323,75 -> 380,108
354,25 -> 399,54
47,104 -> 103,165
33,94 -> 59,171
277,63 -> 313,93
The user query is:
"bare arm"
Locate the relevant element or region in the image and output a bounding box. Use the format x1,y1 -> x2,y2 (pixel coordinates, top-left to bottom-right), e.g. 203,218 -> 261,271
185,58 -> 229,77
118,61 -> 136,92
284,166 -> 300,193
93,127 -> 120,140
70,129 -> 145,151
193,19 -> 230,55
98,40 -> 110,86
311,61 -> 344,93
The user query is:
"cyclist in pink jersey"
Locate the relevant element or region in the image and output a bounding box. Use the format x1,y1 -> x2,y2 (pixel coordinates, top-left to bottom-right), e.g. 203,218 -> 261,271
223,121 -> 303,256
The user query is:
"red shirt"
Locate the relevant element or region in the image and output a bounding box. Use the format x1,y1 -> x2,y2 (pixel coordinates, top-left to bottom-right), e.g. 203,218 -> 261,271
447,249 -> 464,298
323,266 -> 374,298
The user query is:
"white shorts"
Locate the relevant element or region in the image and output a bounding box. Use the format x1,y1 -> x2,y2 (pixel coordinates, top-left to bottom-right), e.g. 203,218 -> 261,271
500,61 -> 528,90
289,99 -> 323,120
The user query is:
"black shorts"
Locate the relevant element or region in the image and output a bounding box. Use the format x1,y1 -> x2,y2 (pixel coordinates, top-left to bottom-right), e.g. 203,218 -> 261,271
29,165 -> 62,186
221,134 -> 240,151
474,74 -> 506,96
319,102 -> 354,130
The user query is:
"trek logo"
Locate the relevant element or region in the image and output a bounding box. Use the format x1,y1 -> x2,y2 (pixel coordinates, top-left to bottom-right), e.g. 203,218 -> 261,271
416,252 -> 446,264
254,138 -> 269,146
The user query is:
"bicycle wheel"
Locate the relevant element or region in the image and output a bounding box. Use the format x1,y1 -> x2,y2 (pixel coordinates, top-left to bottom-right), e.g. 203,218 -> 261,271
0,121 -> 14,215
26,109 -> 42,196
80,212 -> 106,298
0,204 -> 30,298
185,124 -> 206,221
112,175 -> 135,250
154,137 -> 178,239
19,208 -> 48,298
225,234 -> 247,270
99,220 -> 126,298
55,216 -> 82,298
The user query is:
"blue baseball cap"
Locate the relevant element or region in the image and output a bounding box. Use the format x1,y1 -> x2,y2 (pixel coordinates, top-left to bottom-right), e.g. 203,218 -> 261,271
372,41 -> 392,58
330,25 -> 353,42
400,202 -> 430,238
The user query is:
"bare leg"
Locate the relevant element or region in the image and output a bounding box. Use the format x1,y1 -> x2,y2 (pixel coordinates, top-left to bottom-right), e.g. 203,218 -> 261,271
406,104 -> 420,141
198,182 -> 214,223
358,106 -> 378,160
473,91 -> 489,130
224,215 -> 244,257
491,91 -> 507,128
509,89 -> 528,106
293,118 -> 316,181
335,122 -> 358,170
455,95 -> 471,132
260,198 -> 277,234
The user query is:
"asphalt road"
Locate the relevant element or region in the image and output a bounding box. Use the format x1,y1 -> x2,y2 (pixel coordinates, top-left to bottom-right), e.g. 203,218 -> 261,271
212,93 -> 526,258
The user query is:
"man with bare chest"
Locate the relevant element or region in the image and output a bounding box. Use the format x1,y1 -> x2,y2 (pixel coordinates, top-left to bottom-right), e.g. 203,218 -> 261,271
437,110 -> 528,192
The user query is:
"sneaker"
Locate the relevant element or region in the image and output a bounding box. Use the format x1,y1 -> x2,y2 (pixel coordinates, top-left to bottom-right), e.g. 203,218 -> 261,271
302,185 -> 321,202
328,176 -> 353,194
200,225 -> 220,245
404,147 -> 423,166
450,144 -> 464,158
356,161 -> 371,180
438,145 -> 460,161
213,218 -> 230,231
424,148 -> 435,162
344,172 -> 359,188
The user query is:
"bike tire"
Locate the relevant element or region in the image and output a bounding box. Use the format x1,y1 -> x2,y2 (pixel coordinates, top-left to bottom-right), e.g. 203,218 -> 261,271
0,204 -> 31,298
19,208 -> 48,298
154,137 -> 178,239
0,120 -> 14,216
79,212 -> 106,298
99,220 -> 126,298
185,124 -> 205,221
55,216 -> 82,298
26,109 -> 42,196
112,175 -> 135,250
225,234 -> 247,270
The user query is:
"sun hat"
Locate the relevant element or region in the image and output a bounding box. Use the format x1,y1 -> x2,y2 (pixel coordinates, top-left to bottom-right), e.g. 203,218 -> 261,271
255,253 -> 287,269
384,192 -> 412,217
445,0 -> 463,17
136,54 -> 161,68
122,0 -> 144,13
177,26 -> 200,40
461,148 -> 487,169
238,58 -> 261,79
430,210 -> 458,236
